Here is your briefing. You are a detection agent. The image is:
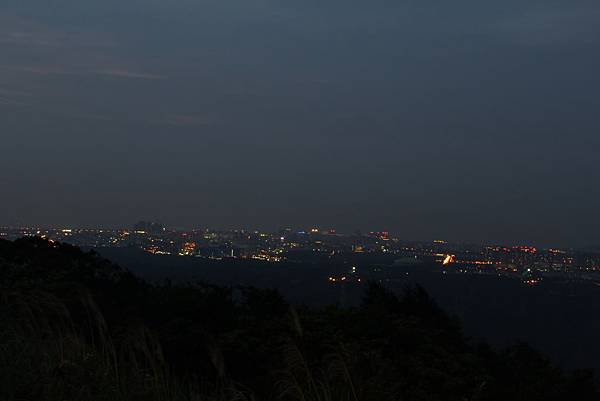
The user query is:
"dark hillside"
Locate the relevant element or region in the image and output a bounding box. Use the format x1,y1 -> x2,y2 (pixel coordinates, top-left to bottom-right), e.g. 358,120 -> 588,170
1,237 -> 598,401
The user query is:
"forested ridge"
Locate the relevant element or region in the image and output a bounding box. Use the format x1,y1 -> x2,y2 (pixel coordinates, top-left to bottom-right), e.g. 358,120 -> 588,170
1,237 -> 598,401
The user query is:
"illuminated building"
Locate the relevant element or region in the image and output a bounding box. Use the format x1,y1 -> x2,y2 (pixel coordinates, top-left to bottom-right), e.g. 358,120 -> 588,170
179,242 -> 197,256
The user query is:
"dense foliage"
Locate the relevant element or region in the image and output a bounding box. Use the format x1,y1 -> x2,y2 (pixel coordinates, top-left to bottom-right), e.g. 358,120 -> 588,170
1,237 -> 598,401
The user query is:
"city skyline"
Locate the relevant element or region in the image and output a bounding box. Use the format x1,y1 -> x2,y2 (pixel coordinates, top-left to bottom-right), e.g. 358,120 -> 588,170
1,221 -> 598,250
1,219 -> 598,249
4,223 -> 600,286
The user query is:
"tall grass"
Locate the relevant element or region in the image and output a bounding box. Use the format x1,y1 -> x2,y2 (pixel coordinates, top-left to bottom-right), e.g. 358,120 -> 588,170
0,288 -> 251,401
275,309 -> 398,401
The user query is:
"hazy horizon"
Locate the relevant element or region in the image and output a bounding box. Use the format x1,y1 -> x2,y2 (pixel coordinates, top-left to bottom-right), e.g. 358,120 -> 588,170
2,220 -> 597,250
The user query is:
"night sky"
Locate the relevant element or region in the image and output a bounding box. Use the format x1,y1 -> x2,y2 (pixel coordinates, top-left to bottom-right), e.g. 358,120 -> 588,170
1,1 -> 599,247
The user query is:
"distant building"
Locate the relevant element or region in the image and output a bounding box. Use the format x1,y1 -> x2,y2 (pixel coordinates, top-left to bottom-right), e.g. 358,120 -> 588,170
133,221 -> 165,234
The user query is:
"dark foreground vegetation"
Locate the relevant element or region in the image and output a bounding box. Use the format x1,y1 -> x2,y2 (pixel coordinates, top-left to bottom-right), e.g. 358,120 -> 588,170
1,237 -> 598,401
